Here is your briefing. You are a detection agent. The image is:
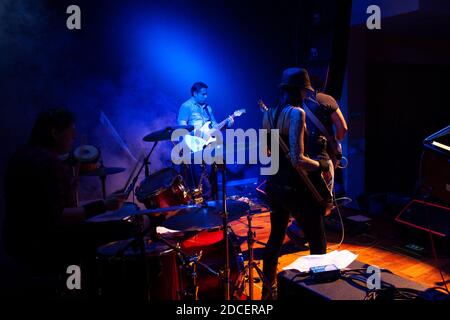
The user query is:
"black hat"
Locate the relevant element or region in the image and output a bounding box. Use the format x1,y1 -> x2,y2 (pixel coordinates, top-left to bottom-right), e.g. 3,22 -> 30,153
279,67 -> 314,91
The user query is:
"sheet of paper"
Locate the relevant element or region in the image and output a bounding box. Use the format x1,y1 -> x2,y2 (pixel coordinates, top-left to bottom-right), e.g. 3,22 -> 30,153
282,250 -> 358,272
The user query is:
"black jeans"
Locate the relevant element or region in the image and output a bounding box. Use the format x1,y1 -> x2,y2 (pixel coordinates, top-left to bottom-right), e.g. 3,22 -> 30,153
262,182 -> 327,287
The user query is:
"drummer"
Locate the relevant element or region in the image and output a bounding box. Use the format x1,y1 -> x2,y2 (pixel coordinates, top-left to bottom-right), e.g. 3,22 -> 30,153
2,108 -> 126,295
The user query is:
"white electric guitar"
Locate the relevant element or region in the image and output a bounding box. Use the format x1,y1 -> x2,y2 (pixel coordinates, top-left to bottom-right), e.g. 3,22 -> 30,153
184,109 -> 246,153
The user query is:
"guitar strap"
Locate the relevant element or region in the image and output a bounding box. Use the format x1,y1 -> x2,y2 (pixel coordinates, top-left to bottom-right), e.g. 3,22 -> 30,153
303,101 -> 333,144
203,105 -> 212,124
267,105 -> 292,161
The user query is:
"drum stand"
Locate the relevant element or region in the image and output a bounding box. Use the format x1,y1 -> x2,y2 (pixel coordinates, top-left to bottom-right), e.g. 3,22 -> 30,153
109,140 -> 160,301
216,162 -> 232,300
155,234 -> 220,300
99,160 -> 107,200
235,211 -> 271,300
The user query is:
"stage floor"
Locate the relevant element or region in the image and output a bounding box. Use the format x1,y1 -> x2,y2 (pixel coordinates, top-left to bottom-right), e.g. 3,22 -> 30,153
227,189 -> 450,300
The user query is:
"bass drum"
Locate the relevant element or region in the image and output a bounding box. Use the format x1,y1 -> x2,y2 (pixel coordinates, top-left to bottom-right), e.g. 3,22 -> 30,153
180,228 -> 244,300
96,238 -> 182,300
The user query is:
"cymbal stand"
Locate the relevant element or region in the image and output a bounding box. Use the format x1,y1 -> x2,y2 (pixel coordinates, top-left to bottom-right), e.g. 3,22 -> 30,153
144,141 -> 158,177
110,141 -> 159,300
217,162 -> 231,300
235,211 -> 271,300
210,163 -> 219,200
123,141 -> 158,198
111,219 -> 155,300
98,160 -> 107,200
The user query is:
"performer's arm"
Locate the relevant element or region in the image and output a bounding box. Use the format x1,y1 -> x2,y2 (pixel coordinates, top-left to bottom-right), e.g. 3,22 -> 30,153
58,193 -> 126,224
317,93 -> 348,141
289,107 -> 321,172
331,108 -> 348,141
177,104 -> 190,126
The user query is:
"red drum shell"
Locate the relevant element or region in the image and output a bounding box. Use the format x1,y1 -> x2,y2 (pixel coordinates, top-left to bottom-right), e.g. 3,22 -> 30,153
136,167 -> 191,209
181,228 -> 244,300
96,238 -> 181,300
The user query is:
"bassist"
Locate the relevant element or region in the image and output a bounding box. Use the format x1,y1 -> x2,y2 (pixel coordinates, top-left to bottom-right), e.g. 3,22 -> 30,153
261,68 -> 330,299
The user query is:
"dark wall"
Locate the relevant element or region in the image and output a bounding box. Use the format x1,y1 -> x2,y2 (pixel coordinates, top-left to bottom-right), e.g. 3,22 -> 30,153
346,9 -> 450,198
366,62 -> 450,194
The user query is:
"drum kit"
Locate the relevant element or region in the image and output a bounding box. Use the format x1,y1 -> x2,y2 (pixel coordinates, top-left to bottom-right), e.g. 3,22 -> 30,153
72,125 -> 266,300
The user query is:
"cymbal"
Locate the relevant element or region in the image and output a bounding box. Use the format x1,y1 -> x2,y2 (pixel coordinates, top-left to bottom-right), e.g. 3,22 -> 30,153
163,199 -> 250,231
143,125 -> 194,142
81,166 -> 126,177
87,204 -> 201,223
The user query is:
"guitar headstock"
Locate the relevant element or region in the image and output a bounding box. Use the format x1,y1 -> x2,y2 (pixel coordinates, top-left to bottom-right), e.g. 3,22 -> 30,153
258,99 -> 268,112
233,109 -> 246,117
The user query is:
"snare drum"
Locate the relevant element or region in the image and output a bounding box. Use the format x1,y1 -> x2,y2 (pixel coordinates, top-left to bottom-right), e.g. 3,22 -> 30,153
136,167 -> 191,209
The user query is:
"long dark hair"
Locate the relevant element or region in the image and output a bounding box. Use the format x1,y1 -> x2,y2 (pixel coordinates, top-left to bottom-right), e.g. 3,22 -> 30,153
276,86 -> 303,108
28,108 -> 75,148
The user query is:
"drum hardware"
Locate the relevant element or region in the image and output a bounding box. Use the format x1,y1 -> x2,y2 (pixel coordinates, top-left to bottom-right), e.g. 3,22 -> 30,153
136,168 -> 191,210
73,144 -> 101,174
120,139 -> 159,204
216,161 -> 231,300
161,200 -> 249,231
234,210 -> 271,300
72,144 -> 126,199
190,188 -> 204,205
81,165 -> 126,177
143,125 -> 194,142
88,204 -> 202,223
94,126 -> 252,300
96,236 -> 181,300
155,234 -> 221,300
144,141 -> 159,177
83,164 -> 127,200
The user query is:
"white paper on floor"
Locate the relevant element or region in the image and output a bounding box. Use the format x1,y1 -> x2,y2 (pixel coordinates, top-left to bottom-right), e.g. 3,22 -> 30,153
282,250 -> 358,272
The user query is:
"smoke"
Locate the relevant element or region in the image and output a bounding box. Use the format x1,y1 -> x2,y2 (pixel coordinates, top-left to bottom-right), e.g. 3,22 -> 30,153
74,65 -> 181,203
0,1 -> 183,205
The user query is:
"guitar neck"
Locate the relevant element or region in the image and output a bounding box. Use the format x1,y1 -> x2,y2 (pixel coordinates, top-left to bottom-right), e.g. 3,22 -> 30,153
215,115 -> 234,131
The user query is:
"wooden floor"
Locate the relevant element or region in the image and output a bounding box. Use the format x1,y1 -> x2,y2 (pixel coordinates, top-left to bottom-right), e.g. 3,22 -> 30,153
229,208 -> 450,300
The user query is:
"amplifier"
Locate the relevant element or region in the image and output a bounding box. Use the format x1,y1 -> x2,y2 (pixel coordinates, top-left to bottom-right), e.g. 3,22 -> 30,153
277,260 -> 429,300
395,199 -> 450,237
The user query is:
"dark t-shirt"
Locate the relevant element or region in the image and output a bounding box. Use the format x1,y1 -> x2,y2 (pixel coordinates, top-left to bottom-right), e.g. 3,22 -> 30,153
304,92 -> 338,160
2,145 -> 76,270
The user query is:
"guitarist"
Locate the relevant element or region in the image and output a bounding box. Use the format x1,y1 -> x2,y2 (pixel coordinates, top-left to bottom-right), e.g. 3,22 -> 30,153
177,82 -> 234,199
177,81 -> 234,130
287,69 -> 348,244
261,68 -> 330,299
